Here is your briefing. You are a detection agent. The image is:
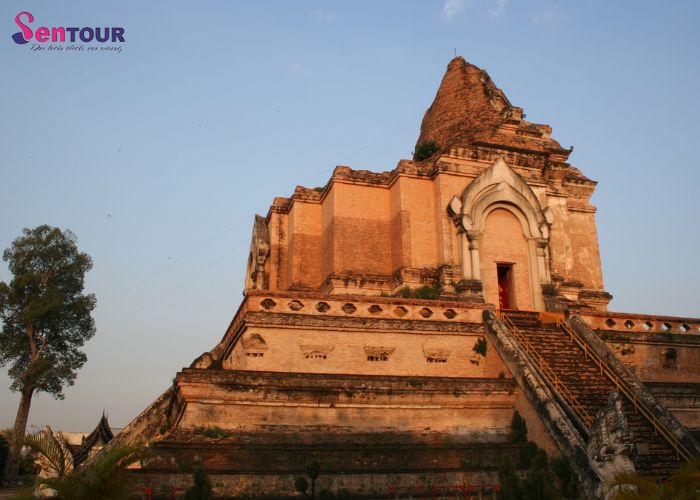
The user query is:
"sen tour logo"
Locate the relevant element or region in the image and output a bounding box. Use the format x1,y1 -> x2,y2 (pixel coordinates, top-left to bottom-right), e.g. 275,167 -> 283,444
12,12 -> 125,45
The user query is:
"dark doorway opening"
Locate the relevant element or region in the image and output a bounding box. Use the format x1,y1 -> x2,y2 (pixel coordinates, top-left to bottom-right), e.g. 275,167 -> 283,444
497,264 -> 514,310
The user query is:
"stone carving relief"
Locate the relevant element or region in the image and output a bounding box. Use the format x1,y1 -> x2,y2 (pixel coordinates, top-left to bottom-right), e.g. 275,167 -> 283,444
190,352 -> 214,369
364,346 -> 395,362
422,341 -> 450,363
300,344 -> 334,360
246,214 -> 270,290
241,333 -> 268,358
587,391 -> 636,496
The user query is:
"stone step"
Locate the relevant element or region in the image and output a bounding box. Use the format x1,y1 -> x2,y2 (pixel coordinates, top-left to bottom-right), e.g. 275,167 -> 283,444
506,322 -> 682,478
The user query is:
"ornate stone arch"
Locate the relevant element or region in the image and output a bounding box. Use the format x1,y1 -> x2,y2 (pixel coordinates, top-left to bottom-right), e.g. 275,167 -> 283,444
448,158 -> 553,309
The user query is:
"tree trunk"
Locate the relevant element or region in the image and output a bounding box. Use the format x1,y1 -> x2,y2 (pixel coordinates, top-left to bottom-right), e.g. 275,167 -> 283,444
3,384 -> 34,485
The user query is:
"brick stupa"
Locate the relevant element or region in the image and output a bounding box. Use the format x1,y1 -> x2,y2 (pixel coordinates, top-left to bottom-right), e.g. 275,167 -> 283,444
111,58 -> 700,499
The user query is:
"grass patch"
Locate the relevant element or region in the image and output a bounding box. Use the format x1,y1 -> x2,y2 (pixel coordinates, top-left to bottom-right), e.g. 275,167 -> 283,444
193,426 -> 230,439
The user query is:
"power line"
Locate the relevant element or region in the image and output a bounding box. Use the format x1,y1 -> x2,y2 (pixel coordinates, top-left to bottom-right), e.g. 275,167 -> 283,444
340,112 -> 421,165
101,215 -> 250,307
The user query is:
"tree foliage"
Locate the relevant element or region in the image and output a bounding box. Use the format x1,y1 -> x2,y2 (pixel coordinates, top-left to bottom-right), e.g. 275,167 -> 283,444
22,430 -> 148,500
414,140 -> 439,161
498,412 -> 578,499
523,449 -> 561,500
551,456 -> 580,499
508,410 -> 528,444
0,225 -> 96,482
611,459 -> 700,500
295,460 -> 321,498
184,467 -> 212,500
295,476 -> 309,495
498,458 -> 524,500
0,225 -> 95,395
0,433 -> 8,483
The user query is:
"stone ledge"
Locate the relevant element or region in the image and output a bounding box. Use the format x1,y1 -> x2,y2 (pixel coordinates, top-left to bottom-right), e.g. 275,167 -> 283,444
646,382 -> 700,394
139,439 -> 523,474
176,368 -> 516,393
240,311 -> 485,334
581,310 -> 700,336
237,291 -> 486,329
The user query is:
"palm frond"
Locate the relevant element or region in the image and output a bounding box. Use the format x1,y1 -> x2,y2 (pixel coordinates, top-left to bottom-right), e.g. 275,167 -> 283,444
36,442 -> 151,500
663,459 -> 700,499
23,428 -> 74,477
610,472 -> 658,499
611,459 -> 700,500
80,444 -> 150,499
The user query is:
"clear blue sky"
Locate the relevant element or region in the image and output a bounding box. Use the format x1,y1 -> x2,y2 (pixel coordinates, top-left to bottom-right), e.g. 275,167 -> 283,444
1,0 -> 699,431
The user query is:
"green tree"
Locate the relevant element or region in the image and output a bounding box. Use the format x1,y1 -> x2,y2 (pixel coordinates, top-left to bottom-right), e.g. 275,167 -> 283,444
295,476 -> 310,497
519,441 -> 538,468
497,458 -> 524,500
319,489 -> 336,500
551,456 -> 580,499
0,432 -> 8,484
0,225 -> 96,483
295,460 -> 320,498
523,449 -> 561,500
336,488 -> 351,500
499,412 -> 576,499
184,467 -> 212,500
508,410 -> 528,444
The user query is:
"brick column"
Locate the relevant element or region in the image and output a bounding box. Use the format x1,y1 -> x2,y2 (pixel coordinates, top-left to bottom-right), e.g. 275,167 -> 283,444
536,238 -> 550,284
458,230 -> 472,280
467,231 -> 481,281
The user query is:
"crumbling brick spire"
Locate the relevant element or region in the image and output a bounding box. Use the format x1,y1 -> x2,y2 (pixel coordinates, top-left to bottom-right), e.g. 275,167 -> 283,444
416,56 -> 570,160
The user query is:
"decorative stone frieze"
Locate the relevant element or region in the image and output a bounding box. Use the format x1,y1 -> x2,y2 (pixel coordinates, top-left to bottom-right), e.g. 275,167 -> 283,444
422,342 -> 451,363
364,346 -> 395,362
241,333 -> 268,358
300,344 -> 334,360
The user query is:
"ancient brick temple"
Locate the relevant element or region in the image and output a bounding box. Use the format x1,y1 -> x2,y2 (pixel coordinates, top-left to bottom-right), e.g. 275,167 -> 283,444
119,58 -> 700,499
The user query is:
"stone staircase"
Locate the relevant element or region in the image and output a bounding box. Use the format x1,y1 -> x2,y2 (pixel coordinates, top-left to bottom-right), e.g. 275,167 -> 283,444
515,322 -> 680,478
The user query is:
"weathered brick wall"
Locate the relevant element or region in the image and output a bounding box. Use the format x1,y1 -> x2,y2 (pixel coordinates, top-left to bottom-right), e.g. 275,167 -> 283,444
546,195 -> 571,280
648,382 -> 700,432
287,201 -> 323,288
434,173 -> 466,267
395,176 -> 440,269
263,158 -> 608,309
227,326 -> 495,377
220,292 -> 503,377
266,211 -> 288,290
599,334 -> 700,384
169,369 -> 559,457
175,370 -> 516,433
568,210 -> 604,289
331,183 -> 392,276
130,469 -> 505,499
389,177 -> 407,271
321,185 -> 336,282
580,312 -> 700,385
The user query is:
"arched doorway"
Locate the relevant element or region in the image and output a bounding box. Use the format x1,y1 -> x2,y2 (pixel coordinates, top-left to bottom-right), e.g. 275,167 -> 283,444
480,207 -> 534,310
448,158 -> 553,311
